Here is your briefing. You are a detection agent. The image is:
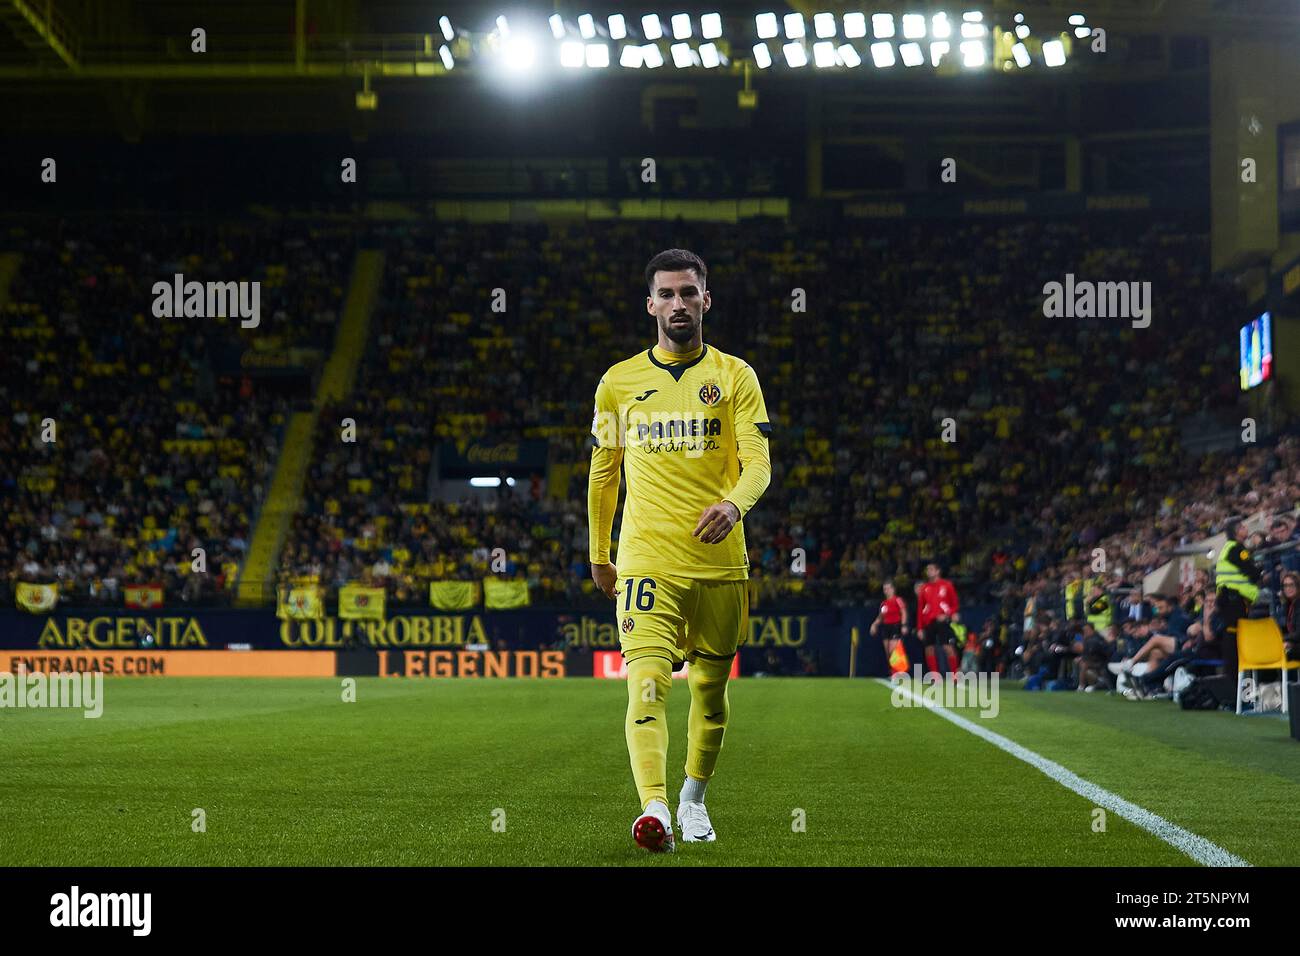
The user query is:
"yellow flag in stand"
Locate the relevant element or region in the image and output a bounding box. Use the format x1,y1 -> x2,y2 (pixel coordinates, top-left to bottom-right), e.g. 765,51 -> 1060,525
339,584 -> 386,620
483,579 -> 530,609
429,581 -> 480,610
16,582 -> 59,614
278,586 -> 324,621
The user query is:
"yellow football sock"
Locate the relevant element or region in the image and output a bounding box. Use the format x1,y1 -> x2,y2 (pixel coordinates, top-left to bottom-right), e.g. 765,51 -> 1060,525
625,656 -> 673,809
685,654 -> 732,781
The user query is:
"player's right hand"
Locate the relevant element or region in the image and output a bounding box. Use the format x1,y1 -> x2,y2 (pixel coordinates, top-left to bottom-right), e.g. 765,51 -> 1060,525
592,562 -> 619,600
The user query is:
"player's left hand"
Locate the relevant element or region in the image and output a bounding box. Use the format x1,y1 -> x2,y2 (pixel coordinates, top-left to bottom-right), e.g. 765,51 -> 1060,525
694,501 -> 740,544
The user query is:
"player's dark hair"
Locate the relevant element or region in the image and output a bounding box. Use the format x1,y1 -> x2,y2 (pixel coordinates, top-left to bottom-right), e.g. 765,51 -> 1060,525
645,248 -> 707,293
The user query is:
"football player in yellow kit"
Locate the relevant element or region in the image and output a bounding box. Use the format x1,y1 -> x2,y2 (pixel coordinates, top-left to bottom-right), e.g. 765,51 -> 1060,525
587,248 -> 772,852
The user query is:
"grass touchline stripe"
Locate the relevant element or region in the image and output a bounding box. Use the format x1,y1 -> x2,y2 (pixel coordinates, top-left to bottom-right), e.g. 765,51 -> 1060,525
877,679 -> 1251,868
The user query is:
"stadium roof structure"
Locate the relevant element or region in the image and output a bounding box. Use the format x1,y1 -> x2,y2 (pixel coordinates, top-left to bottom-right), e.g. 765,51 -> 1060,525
4,0 -> 1300,79
2,1 -> 1298,139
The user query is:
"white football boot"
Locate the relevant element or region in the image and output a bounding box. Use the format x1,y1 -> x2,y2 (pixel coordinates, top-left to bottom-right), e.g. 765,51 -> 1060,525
632,800 -> 676,853
677,800 -> 716,843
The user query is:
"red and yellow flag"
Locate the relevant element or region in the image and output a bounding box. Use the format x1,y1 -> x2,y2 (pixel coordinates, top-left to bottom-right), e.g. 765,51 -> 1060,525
125,583 -> 164,609
888,640 -> 910,675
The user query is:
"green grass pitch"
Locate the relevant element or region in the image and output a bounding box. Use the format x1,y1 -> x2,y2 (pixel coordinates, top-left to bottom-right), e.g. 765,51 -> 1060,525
1,677 -> 1296,866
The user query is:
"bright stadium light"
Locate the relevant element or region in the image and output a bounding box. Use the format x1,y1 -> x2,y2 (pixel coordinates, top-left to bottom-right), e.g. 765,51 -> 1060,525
814,12 -> 836,38
471,477 -> 515,488
672,14 -> 692,40
843,12 -> 867,38
899,42 -> 924,66
1015,24 -> 1030,39
439,44 -> 454,69
560,41 -> 585,68
963,11 -> 983,22
548,14 -> 566,39
578,14 -> 596,39
872,14 -> 895,39
902,14 -> 926,39
756,12 -> 779,39
609,14 -> 627,40
620,44 -> 643,67
931,12 -> 951,39
500,33 -> 538,71
1074,26 -> 1091,39
1012,42 -> 1031,67
701,12 -> 722,39
930,40 -> 950,66
496,15 -> 510,37
753,42 -> 773,68
642,14 -> 663,40
1069,14 -> 1086,25
1042,39 -> 1066,67
812,40 -> 837,67
962,21 -> 987,38
960,39 -> 985,67
1015,12 -> 1024,22
643,43 -> 664,68
871,41 -> 895,67
586,43 -> 609,67
439,16 -> 454,42
783,41 -> 807,67
701,43 -> 724,67
784,13 -> 805,39
838,43 -> 861,67
670,42 -> 693,67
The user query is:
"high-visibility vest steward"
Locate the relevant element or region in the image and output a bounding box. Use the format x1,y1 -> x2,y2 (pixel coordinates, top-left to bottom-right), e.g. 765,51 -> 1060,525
1215,541 -> 1260,605
1085,593 -> 1112,636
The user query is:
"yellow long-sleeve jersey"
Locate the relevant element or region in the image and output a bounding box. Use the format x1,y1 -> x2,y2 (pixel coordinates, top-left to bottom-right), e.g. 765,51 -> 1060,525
587,342 -> 772,581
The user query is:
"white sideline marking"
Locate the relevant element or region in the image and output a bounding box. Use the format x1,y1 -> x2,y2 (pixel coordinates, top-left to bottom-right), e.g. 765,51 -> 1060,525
877,678 -> 1251,867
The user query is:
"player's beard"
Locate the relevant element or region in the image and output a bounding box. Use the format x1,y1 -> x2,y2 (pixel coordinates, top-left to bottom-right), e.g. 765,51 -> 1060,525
661,313 -> 700,345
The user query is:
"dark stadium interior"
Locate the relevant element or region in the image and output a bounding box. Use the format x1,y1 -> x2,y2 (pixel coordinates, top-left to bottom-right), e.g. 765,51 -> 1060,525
1,2 -> 1299,677
6,0 -> 1300,887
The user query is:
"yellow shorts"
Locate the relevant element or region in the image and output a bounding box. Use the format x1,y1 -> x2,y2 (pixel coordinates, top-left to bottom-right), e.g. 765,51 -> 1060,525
616,571 -> 749,667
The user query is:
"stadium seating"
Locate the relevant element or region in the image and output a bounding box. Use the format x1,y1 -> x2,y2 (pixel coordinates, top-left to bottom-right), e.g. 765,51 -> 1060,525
0,218 -> 356,607
282,214 -> 1247,609
3,213 -> 1265,617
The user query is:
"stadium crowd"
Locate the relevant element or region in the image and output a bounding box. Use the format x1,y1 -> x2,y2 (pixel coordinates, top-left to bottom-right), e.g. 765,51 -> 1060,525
6,212 -> 1273,640
0,217 -> 355,607
990,434 -> 1300,700
280,214 -> 1248,614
